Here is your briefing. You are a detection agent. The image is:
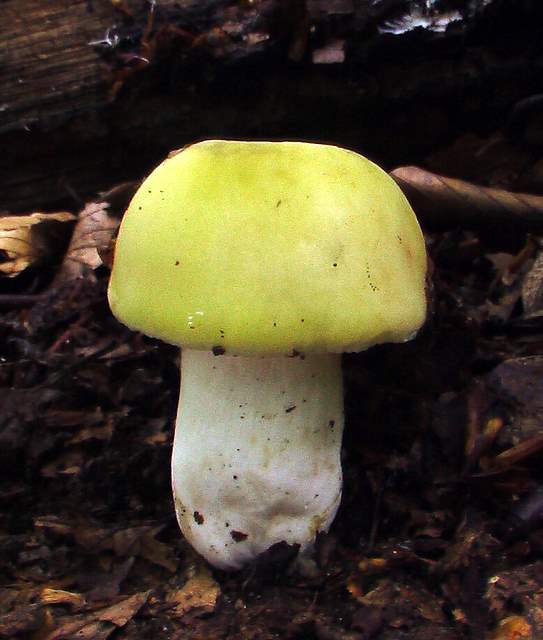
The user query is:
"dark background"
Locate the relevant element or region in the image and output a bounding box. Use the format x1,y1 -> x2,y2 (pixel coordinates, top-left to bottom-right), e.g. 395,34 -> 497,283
3,0 -> 543,212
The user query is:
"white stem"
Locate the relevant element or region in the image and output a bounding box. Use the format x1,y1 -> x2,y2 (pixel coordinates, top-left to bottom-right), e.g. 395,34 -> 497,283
171,349 -> 344,570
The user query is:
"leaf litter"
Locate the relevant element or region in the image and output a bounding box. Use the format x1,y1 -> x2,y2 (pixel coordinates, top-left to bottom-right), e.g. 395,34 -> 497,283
2,138 -> 543,638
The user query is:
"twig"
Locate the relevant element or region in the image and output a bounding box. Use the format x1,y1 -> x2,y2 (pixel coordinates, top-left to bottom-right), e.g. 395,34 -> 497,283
0,293 -> 45,308
391,166 -> 543,232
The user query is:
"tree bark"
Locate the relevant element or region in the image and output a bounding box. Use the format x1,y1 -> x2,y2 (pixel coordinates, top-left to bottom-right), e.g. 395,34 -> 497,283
2,0 -> 543,213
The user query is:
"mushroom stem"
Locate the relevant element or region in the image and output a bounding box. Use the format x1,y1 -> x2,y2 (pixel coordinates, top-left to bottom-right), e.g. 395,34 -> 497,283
172,349 -> 344,570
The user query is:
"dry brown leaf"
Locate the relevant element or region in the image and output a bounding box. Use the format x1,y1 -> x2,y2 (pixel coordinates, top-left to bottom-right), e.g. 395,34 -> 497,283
485,565 -> 543,618
67,421 -> 113,445
135,528 -> 179,573
41,592 -> 149,640
42,408 -> 104,431
485,357 -> 543,445
144,431 -> 169,445
73,524 -> 117,550
96,591 -> 150,626
522,244 -> 543,317
42,617 -> 111,640
353,580 -> 395,607
489,615 -> 532,639
166,567 -> 220,618
346,576 -> 365,603
109,0 -> 133,17
417,596 -> 447,624
34,516 -> 73,537
0,604 -> 45,637
0,212 -> 74,277
312,39 -> 345,64
85,558 -> 135,602
40,450 -> 84,478
452,608 -> 468,624
357,557 -> 388,575
39,588 -> 86,609
56,202 -> 119,283
73,524 -> 178,572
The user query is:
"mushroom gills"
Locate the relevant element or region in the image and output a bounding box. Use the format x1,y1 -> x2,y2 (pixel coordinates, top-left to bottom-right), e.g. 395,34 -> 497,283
172,349 -> 344,570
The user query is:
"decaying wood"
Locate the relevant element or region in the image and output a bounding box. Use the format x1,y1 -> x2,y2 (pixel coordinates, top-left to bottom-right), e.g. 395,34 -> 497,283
3,0 -> 543,212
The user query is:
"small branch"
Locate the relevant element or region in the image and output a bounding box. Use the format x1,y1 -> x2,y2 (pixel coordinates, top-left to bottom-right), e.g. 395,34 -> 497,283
0,293 -> 45,308
391,166 -> 543,233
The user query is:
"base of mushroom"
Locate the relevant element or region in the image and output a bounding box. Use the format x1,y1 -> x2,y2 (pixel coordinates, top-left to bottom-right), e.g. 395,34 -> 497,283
171,349 -> 344,570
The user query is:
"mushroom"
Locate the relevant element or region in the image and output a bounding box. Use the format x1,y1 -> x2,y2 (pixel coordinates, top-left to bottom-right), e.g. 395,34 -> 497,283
108,140 -> 427,570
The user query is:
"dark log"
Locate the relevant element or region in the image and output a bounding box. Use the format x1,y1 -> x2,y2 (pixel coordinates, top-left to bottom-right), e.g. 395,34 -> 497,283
2,0 -> 543,213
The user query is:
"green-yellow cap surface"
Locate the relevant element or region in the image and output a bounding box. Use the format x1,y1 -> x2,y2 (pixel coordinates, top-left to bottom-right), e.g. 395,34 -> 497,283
108,140 -> 427,354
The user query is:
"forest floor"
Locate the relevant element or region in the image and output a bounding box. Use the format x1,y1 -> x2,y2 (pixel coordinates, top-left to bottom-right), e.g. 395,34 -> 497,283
2,124 -> 543,639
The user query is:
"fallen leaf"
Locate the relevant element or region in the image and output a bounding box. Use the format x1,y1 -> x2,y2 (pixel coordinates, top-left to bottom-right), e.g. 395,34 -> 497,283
489,615 -> 532,639
67,421 -> 114,445
96,591 -> 150,626
485,563 -> 543,618
0,604 -> 45,637
42,618 -> 109,640
312,39 -> 345,64
352,579 -> 395,607
418,596 -> 447,624
40,449 -> 84,478
0,212 -> 75,277
485,357 -> 543,444
34,516 -> 73,538
42,408 -> 105,431
522,243 -> 543,317
39,588 -> 86,609
79,558 -> 135,602
55,202 -> 119,283
41,592 -> 149,640
112,526 -> 179,572
73,524 -> 179,573
166,567 -> 220,618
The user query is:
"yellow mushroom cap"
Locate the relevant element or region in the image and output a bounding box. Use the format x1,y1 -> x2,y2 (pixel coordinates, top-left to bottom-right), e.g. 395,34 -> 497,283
108,140 -> 427,355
